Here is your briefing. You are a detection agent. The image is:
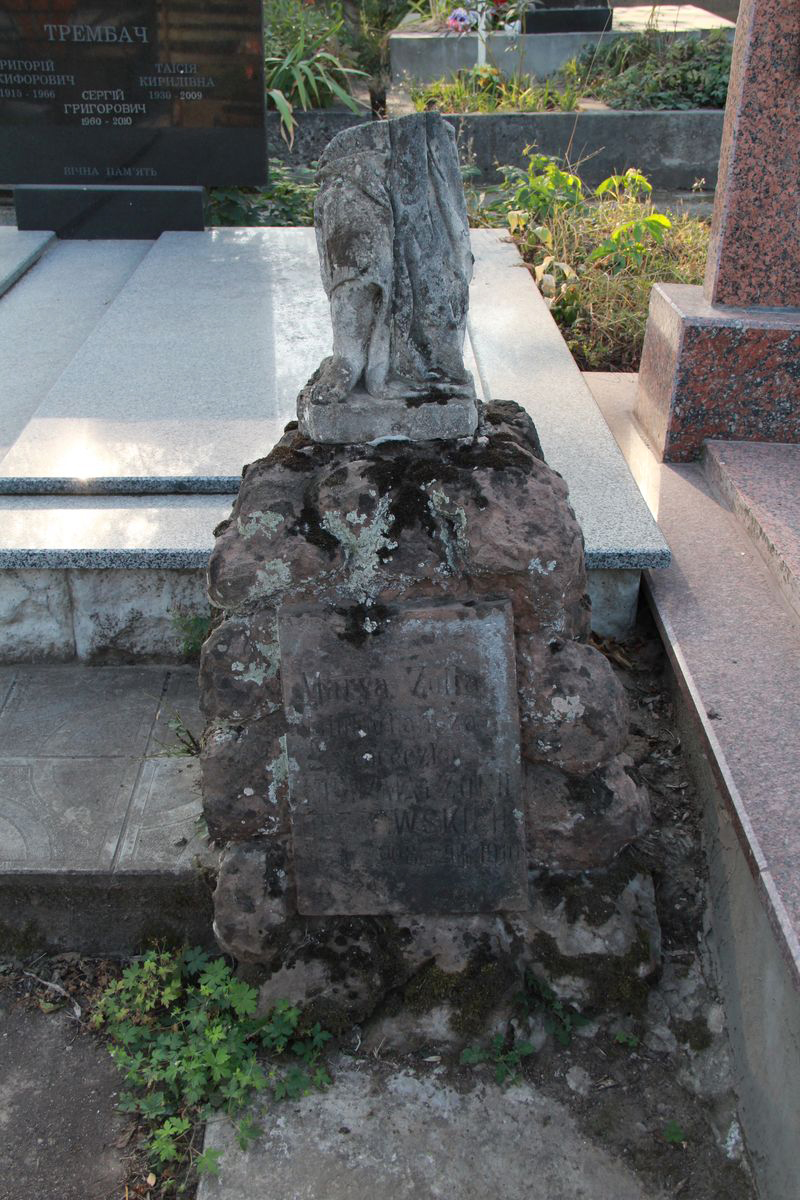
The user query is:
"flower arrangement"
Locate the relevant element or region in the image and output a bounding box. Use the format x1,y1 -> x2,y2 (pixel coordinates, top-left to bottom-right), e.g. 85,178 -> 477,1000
446,0 -> 520,33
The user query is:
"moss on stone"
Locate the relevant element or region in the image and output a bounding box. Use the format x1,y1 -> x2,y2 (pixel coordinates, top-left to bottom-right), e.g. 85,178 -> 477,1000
0,918 -> 44,957
674,1015 -> 713,1052
530,927 -> 655,1018
404,952 -> 516,1037
536,857 -> 640,928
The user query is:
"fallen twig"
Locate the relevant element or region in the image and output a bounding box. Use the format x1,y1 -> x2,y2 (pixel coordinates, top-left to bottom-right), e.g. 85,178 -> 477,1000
23,971 -> 82,1019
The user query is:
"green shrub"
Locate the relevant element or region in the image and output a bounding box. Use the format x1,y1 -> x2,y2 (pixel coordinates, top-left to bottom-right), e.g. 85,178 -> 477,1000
261,0 -> 366,141
207,161 -> 318,227
474,151 -> 709,370
263,0 -> 346,57
574,28 -> 732,110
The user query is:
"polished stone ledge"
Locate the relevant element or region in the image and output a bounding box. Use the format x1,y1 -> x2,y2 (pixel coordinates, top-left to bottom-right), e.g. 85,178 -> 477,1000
0,228 -> 54,297
0,476 -> 241,495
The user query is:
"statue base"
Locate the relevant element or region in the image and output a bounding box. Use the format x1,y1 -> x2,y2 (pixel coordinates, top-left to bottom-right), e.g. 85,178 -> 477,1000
297,386 -> 479,445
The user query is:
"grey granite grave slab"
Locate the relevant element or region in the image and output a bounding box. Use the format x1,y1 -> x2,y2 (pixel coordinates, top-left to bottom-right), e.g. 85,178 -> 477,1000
0,238 -> 151,460
0,228 -> 332,486
0,228 -> 54,297
467,229 -> 669,570
0,495 -> 234,567
0,228 -> 667,574
279,598 -> 526,916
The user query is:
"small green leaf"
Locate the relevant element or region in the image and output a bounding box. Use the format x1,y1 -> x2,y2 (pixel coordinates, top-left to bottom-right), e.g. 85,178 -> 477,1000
196,1147 -> 223,1176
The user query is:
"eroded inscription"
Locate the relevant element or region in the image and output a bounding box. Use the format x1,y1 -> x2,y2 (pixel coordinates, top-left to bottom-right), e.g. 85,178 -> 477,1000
279,599 -> 527,915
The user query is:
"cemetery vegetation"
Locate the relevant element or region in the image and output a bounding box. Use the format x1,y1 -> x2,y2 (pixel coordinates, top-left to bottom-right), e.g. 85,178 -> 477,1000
342,0 -> 415,115
411,29 -> 731,113
91,945 -> 331,1195
263,0 -> 367,140
208,155 -> 708,371
574,28 -> 732,111
471,153 -> 709,371
207,161 -> 318,227
412,64 -> 579,112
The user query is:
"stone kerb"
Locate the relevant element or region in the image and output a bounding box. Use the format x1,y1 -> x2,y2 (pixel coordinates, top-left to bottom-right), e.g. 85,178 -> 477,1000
388,16 -> 734,84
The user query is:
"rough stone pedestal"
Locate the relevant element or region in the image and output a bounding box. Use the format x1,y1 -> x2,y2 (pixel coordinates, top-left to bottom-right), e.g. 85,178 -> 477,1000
199,401 -> 658,1040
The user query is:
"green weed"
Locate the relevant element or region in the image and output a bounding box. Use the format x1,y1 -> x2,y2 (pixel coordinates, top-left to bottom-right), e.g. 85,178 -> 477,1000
207,160 -> 318,228
516,972 -> 591,1047
412,63 -> 578,113
461,1031 -> 536,1085
92,946 -> 332,1192
663,1118 -> 688,1146
171,609 -> 213,660
478,148 -> 709,370
574,28 -> 732,111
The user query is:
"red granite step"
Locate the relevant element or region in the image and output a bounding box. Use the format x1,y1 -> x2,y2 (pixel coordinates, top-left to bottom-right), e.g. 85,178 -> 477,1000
703,441 -> 800,623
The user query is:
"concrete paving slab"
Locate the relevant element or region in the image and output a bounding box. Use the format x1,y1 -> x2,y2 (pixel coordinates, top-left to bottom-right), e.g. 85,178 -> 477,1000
115,757 -> 207,871
614,4 -> 734,30
0,757 -> 142,870
0,228 -> 53,298
0,240 -> 151,462
199,1057 -> 656,1200
0,668 -> 16,714
0,665 -> 215,952
0,998 -> 128,1200
0,666 -> 165,758
147,665 -> 203,754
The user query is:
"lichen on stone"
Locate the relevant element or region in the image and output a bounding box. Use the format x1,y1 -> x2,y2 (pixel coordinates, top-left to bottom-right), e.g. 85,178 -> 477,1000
236,509 -> 285,540
321,495 -> 397,602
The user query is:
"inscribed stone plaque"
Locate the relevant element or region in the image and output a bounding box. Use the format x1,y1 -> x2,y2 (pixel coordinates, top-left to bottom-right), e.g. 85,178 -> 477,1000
0,0 -> 265,185
279,598 -> 527,916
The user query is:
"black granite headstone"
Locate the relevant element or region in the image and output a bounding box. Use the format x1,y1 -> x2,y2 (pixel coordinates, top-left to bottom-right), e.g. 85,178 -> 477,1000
0,0 -> 265,234
522,0 -> 611,34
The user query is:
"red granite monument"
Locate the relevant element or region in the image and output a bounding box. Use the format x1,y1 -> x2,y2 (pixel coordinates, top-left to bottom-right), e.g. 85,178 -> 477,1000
635,0 -> 800,461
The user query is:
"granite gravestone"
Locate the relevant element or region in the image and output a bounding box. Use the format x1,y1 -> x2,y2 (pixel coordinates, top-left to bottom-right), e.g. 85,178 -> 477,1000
279,599 -> 526,916
0,0 -> 265,236
521,0 -> 611,34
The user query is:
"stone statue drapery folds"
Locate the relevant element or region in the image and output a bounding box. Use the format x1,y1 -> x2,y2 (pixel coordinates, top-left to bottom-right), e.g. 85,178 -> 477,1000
298,112 -> 479,443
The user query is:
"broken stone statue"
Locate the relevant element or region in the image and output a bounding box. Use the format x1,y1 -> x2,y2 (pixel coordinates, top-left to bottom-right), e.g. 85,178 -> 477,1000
297,112 -> 479,444
200,113 -> 658,1044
